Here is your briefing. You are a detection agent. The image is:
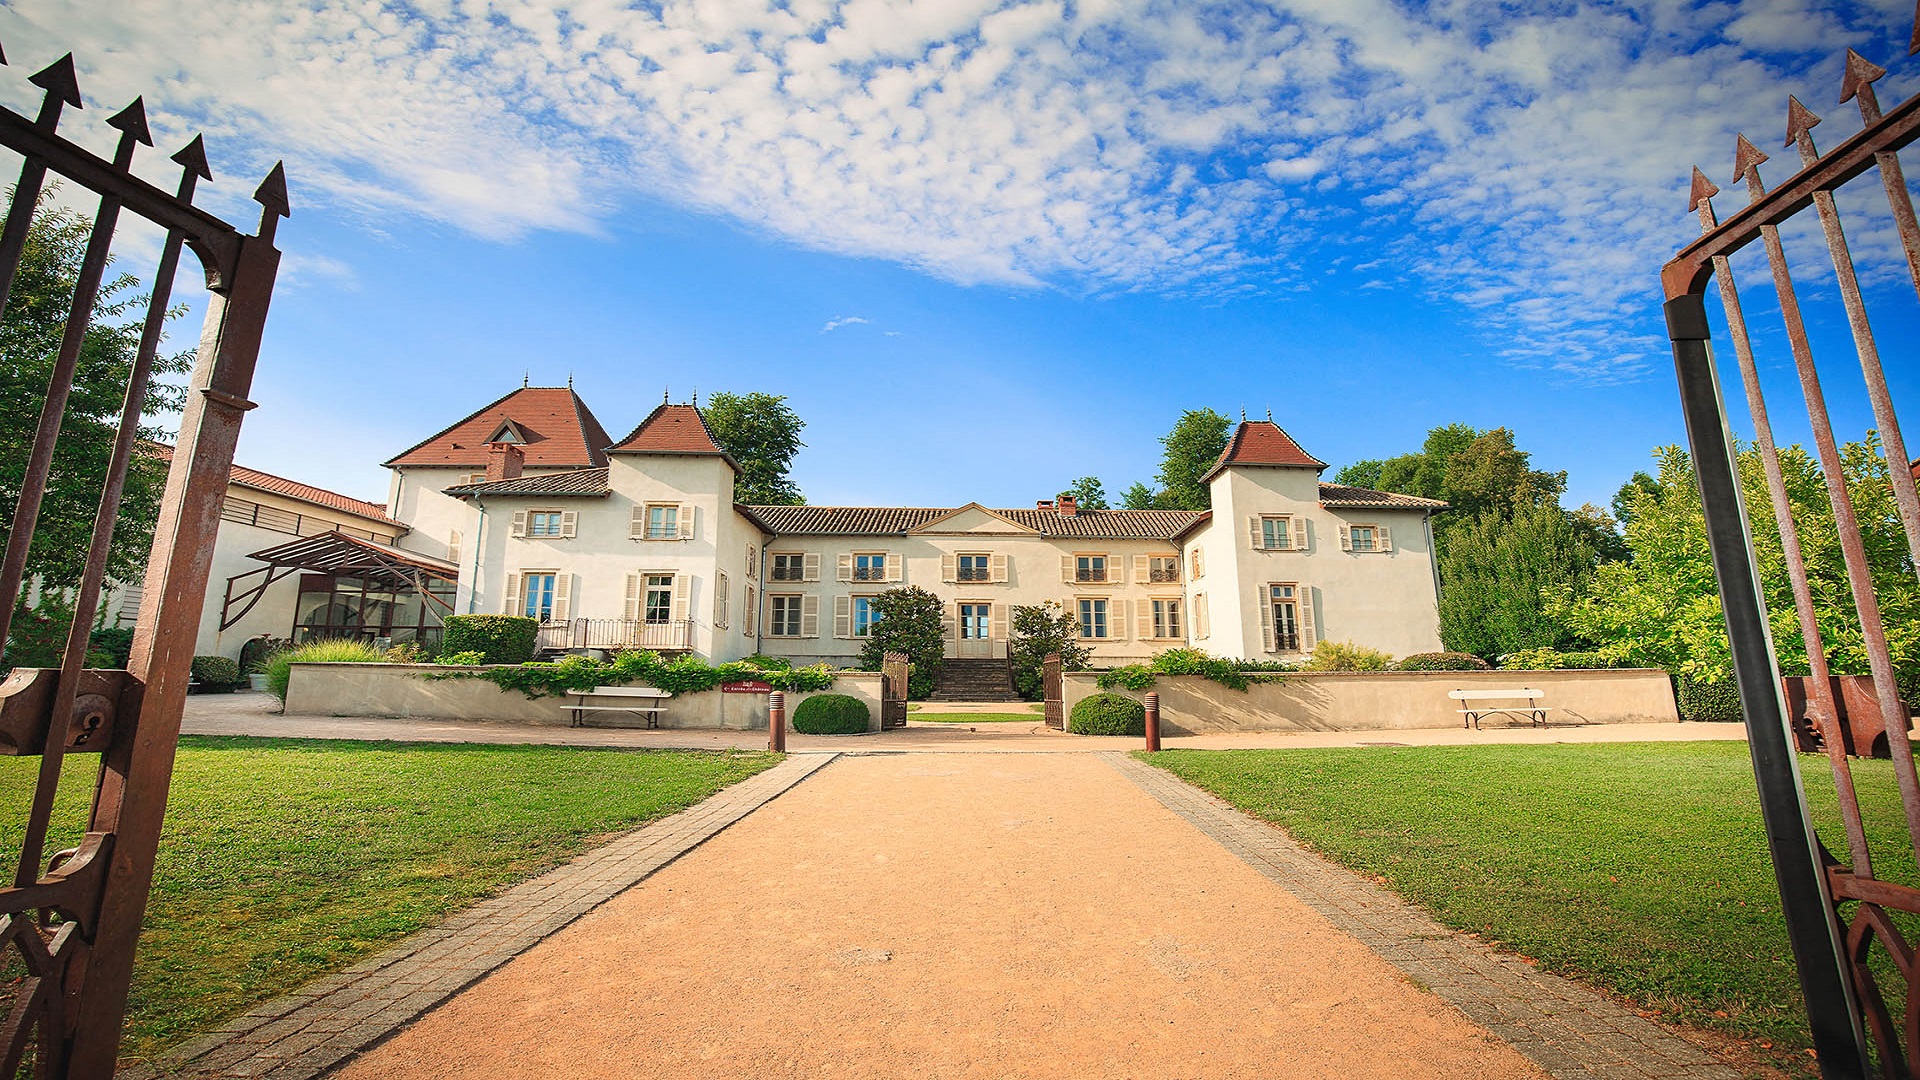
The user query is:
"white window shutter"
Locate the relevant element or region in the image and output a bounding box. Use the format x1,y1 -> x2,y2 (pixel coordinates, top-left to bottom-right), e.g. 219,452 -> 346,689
745,543 -> 757,575
1060,555 -> 1073,584
1249,516 -> 1263,549
837,553 -> 853,583
834,595 -> 852,638
1339,525 -> 1352,551
800,593 -> 819,637
803,552 -> 821,582
744,587 -> 756,637
1258,589 -> 1273,652
672,575 -> 690,623
510,510 -> 527,538
942,602 -> 957,640
677,505 -> 695,540
991,553 -> 1008,582
1293,518 -> 1309,551
503,573 -> 521,616
1378,525 -> 1393,552
1195,595 -> 1209,639
1193,549 -> 1204,578
560,510 -> 578,538
1110,599 -> 1128,640
552,574 -> 572,623
623,573 -> 640,621
991,603 -> 1007,641
1134,556 -> 1149,584
1137,602 -> 1152,639
630,506 -> 646,539
1298,585 -> 1317,649
886,552 -> 902,582
448,530 -> 462,568
941,553 -> 956,583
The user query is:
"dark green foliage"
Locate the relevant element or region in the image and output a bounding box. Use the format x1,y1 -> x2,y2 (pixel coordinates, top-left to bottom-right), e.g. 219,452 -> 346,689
791,693 -> 870,734
704,391 -> 806,506
264,639 -> 388,700
1501,648 -> 1621,670
3,596 -> 72,670
89,625 -> 134,669
1098,647 -> 1290,691
1152,408 -> 1232,511
441,615 -> 540,664
1008,601 -> 1090,700
1395,651 -> 1491,671
190,655 -> 242,689
1,195 -> 190,590
1336,424 -> 1567,524
1058,476 -> 1109,509
1068,692 -> 1145,735
1119,481 -> 1159,510
1676,675 -> 1743,723
437,650 -> 834,699
857,586 -> 946,698
238,635 -> 286,676
1438,500 -> 1598,658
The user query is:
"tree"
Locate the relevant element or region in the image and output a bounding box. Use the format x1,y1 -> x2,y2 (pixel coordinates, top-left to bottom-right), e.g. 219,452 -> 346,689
1007,601 -> 1091,700
703,391 -> 805,506
1153,408 -> 1231,511
1120,482 -> 1159,510
1611,471 -> 1661,529
1336,424 -> 1565,532
1059,476 -> 1109,509
0,194 -> 188,592
857,586 -> 947,699
1438,500 -> 1598,658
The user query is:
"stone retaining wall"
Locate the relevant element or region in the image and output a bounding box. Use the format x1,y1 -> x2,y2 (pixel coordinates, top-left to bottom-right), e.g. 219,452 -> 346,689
283,663 -> 884,732
1062,668 -> 1678,734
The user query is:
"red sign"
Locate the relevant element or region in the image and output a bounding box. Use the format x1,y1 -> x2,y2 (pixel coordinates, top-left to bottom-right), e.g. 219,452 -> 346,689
721,680 -> 773,694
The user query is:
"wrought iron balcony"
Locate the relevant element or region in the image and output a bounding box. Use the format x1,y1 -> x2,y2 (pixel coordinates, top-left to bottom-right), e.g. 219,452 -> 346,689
853,566 -> 886,581
537,618 -> 694,652
957,567 -> 990,582
769,566 -> 806,581
1149,567 -> 1180,583
1074,569 -> 1109,583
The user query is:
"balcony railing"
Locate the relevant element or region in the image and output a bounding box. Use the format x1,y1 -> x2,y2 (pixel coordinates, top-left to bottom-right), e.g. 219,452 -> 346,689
853,566 -> 886,581
1149,567 -> 1179,583
1074,568 -> 1110,583
957,567 -> 990,582
769,566 -> 806,581
1275,630 -> 1299,652
537,618 -> 693,653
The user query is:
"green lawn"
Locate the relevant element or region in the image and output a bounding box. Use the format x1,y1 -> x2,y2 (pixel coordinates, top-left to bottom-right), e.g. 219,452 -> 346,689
0,737 -> 779,1067
1145,742 -> 1913,1074
912,712 -> 1040,723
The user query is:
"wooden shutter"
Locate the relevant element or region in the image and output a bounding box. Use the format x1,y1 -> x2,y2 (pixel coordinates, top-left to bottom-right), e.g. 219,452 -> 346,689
672,575 -> 690,623
1109,599 -> 1127,640
510,510 -> 527,538
834,595 -> 852,638
1249,516 -> 1263,549
630,505 -> 646,539
1060,555 -> 1074,583
678,505 -> 696,540
1298,585 -> 1316,649
560,510 -> 578,538
1339,525 -> 1352,551
941,553 -> 956,583
941,602 -> 957,640
744,586 -> 756,637
991,603 -> 1007,641
1192,549 -> 1204,578
448,530 -> 462,567
990,553 -> 1008,582
745,543 -> 757,575
803,552 -> 821,582
503,573 -> 521,616
1137,601 -> 1152,639
1195,594 -> 1209,639
623,573 -> 640,621
1134,555 -> 1149,584
552,574 -> 572,623
837,553 -> 854,583
1378,525 -> 1393,552
800,593 -> 819,637
714,573 -> 729,628
1292,518 -> 1308,551
886,553 -> 903,582
1258,587 -> 1273,651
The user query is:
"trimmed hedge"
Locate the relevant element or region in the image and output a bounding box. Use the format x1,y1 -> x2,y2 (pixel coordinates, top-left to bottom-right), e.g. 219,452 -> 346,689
1068,692 -> 1146,736
1396,651 -> 1491,672
190,655 -> 242,690
1678,675 -> 1743,723
791,694 -> 870,735
1502,648 -> 1621,671
440,615 -> 539,665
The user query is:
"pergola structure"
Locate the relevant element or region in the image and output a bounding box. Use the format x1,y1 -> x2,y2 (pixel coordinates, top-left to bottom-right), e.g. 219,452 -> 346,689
219,530 -> 457,631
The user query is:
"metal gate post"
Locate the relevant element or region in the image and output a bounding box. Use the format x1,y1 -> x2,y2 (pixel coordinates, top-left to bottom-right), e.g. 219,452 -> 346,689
1143,691 -> 1160,752
768,691 -> 785,753
1664,293 -> 1869,1078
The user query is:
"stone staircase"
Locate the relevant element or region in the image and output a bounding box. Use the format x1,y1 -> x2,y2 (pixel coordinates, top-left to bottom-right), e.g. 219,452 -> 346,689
928,658 -> 1022,702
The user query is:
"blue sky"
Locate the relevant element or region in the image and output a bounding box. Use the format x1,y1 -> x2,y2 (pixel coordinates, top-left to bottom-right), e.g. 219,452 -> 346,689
6,0 -> 1919,514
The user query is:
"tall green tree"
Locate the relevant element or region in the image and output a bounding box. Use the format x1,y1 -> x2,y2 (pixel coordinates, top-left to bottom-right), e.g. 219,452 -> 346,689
1438,501 -> 1598,658
0,195 -> 188,591
1334,424 -> 1566,530
1007,601 -> 1090,700
857,586 -> 948,699
1152,408 -> 1231,511
704,391 -> 806,506
1059,476 -> 1109,509
1120,481 -> 1159,510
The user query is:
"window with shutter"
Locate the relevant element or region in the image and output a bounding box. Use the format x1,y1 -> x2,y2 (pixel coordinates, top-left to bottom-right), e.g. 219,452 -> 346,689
1133,555 -> 1150,584
1194,594 -> 1209,639
1348,524 -> 1377,552
672,575 -> 690,623
1258,588 -> 1274,651
991,603 -> 1007,641
834,595 -> 852,638
1298,585 -> 1317,649
448,530 -> 461,567
837,553 -> 854,582
715,571 -> 730,628
803,552 -> 821,582
623,573 -> 640,621
941,553 -> 957,583
643,504 -> 678,540
678,505 -> 696,540
510,510 -> 528,538
551,574 -> 572,622
1136,601 -> 1151,639
1339,525 -> 1352,551
1378,525 -> 1393,552
745,543 -> 757,576
560,510 -> 578,538
990,553 -> 1008,583
630,505 -> 647,539
503,573 -> 521,616
800,594 -> 819,637
1109,599 -> 1128,640
744,586 -> 756,637
853,595 -> 881,637
1248,516 -> 1264,549
1060,555 -> 1074,584
1292,517 -> 1308,551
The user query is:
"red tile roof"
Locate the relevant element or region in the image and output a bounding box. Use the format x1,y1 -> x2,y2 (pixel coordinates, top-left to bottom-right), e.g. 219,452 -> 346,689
608,403 -> 739,471
384,387 -> 614,469
149,443 -> 404,528
740,505 -> 1209,540
1202,420 -> 1326,480
444,467 -> 612,498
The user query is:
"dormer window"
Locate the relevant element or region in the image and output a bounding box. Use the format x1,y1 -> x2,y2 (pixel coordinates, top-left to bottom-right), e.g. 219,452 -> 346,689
484,419 -> 527,444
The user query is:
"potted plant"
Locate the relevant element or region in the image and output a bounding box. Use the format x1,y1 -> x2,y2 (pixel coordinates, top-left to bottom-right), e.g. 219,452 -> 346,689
239,634 -> 289,693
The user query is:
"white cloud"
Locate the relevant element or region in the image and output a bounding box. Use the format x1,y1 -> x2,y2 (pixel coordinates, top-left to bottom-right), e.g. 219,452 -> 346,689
820,315 -> 871,332
8,0 -> 1910,378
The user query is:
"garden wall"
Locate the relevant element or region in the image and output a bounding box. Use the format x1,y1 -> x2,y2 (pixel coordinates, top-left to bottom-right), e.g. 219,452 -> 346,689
283,663 -> 885,732
1062,668 -> 1679,734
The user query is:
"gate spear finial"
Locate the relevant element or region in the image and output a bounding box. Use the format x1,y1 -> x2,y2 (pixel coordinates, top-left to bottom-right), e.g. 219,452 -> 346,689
1839,48 -> 1888,122
105,98 -> 152,170
1733,134 -> 1770,201
1688,166 -> 1720,229
1785,96 -> 1825,167
252,161 -> 289,244
27,54 -> 80,129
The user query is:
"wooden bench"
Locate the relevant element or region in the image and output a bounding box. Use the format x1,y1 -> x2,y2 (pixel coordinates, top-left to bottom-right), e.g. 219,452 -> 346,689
1449,688 -> 1552,730
564,686 -> 671,728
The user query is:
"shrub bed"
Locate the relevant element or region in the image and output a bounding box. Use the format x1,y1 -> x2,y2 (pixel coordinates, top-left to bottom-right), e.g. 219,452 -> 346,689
265,639 -> 388,700
1677,675 -> 1743,723
1395,651 -> 1490,672
434,649 -> 835,698
1068,692 -> 1145,736
440,615 -> 539,665
190,655 -> 242,691
791,694 -> 870,735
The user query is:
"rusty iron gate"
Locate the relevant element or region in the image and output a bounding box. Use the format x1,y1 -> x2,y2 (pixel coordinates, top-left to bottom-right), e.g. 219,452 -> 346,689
880,651 -> 909,729
1042,652 -> 1063,730
0,43 -> 285,1077
1662,23 -> 1920,1080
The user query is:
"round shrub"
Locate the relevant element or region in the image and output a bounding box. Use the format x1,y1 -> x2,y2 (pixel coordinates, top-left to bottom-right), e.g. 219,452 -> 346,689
1677,675 -> 1744,723
791,694 -> 871,735
1068,692 -> 1146,736
440,615 -> 540,665
190,655 -> 242,690
1396,651 -> 1491,672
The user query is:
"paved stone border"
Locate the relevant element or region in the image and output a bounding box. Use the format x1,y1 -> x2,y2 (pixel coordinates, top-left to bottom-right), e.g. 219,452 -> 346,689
141,752 -> 840,1080
1103,752 -> 1738,1080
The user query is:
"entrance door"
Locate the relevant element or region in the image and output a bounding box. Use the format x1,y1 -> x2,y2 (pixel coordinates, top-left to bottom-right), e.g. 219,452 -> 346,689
957,603 -> 992,658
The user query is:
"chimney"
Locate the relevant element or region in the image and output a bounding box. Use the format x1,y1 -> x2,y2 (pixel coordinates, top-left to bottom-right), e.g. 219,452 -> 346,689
1036,498 -> 1054,510
1057,494 -> 1077,516
486,441 -> 524,482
